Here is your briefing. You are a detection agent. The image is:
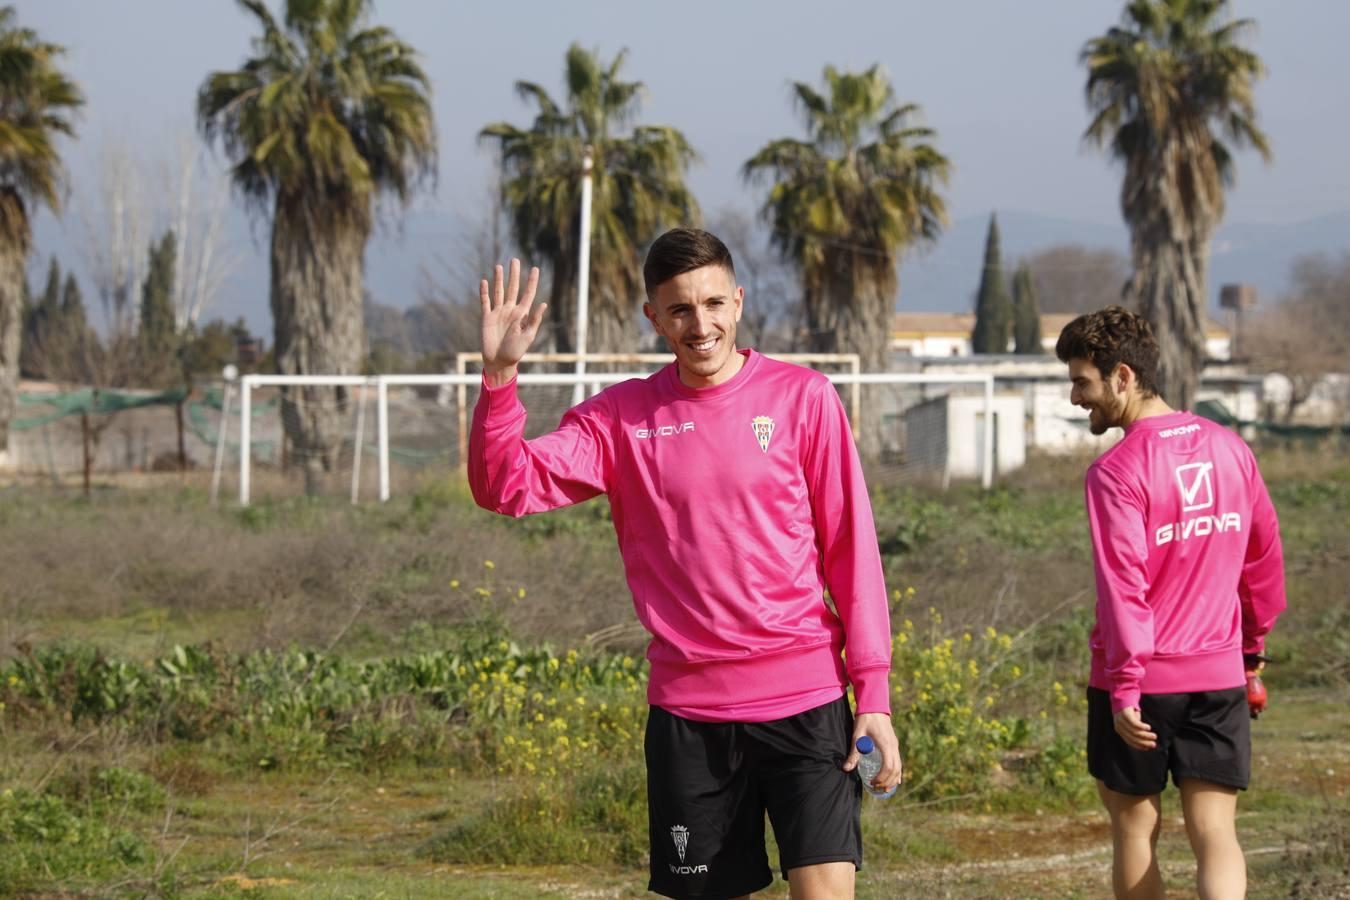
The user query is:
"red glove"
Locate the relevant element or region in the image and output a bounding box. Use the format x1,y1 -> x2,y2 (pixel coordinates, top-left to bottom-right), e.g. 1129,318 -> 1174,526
1245,670 -> 1267,719
1244,654 -> 1269,719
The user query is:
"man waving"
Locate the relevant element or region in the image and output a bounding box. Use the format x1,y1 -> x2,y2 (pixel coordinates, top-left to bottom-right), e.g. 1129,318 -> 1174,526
470,229 -> 899,899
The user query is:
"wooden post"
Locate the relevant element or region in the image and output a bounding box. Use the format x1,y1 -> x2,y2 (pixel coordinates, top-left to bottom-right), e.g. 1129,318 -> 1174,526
175,397 -> 187,472
81,410 -> 92,499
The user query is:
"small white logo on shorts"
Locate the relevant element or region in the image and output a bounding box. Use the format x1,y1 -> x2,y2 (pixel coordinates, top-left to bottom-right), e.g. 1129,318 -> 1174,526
671,825 -> 689,862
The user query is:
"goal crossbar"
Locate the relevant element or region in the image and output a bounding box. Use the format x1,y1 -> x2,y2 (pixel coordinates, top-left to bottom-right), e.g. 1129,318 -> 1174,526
233,369 -> 994,505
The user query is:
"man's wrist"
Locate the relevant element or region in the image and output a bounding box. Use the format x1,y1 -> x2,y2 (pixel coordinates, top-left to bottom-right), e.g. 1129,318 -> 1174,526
483,363 -> 518,388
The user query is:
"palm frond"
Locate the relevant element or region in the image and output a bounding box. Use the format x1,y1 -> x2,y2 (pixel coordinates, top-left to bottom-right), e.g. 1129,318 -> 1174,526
198,0 -> 435,221
0,6 -> 83,241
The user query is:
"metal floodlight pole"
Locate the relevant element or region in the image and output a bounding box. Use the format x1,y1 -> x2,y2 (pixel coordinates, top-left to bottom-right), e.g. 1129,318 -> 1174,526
571,146 -> 594,408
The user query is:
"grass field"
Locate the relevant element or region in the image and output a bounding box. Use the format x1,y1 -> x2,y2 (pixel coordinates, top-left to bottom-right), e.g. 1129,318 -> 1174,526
1,446 -> 1347,897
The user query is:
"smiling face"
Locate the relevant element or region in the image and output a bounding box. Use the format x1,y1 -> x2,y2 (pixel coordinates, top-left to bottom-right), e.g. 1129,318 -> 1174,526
644,264 -> 744,388
1068,357 -> 1129,435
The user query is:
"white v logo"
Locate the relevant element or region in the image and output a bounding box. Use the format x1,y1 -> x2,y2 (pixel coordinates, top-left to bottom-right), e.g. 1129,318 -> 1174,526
1175,462 -> 1215,512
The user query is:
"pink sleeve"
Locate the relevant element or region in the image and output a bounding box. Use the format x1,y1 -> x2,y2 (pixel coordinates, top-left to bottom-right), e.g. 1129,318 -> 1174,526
1085,464 -> 1152,714
802,381 -> 892,715
468,375 -> 610,517
1238,462 -> 1286,655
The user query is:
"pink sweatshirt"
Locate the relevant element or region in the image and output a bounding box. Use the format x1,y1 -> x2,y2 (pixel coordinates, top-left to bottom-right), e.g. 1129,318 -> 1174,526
469,349 -> 892,722
1084,411 -> 1285,714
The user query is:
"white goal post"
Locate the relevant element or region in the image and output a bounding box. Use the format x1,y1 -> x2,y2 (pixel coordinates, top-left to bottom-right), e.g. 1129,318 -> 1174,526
230,366 -> 994,506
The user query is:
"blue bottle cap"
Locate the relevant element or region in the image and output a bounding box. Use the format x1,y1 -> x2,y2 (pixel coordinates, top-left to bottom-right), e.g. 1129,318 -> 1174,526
856,736 -> 874,754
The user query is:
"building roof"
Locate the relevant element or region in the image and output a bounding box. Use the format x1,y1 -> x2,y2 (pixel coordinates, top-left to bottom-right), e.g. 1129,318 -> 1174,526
892,311 -> 1229,339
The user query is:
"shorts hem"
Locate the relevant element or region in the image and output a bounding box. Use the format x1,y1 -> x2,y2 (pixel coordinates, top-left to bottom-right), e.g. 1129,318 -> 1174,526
647,875 -> 774,899
778,851 -> 862,879
1092,774 -> 1167,797
1172,770 -> 1249,791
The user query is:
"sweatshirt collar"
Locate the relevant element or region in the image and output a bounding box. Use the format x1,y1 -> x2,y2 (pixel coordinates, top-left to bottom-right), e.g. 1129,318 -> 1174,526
1125,410 -> 1195,435
665,349 -> 759,400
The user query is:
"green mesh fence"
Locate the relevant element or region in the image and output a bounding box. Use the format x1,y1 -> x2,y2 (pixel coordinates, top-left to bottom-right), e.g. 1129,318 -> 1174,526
13,387 -> 189,431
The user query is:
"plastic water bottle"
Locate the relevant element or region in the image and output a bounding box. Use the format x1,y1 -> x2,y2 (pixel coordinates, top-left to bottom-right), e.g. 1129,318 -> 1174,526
855,736 -> 896,799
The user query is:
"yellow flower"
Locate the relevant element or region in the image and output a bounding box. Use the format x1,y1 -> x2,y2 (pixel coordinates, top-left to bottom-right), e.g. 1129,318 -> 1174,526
518,588 -> 526,599
449,579 -> 460,589
484,560 -> 495,570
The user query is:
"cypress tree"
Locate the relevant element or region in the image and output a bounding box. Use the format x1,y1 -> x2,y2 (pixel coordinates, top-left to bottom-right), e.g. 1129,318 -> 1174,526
970,214 -> 1012,353
139,231 -> 179,384
1012,261 -> 1042,354
20,257 -> 63,376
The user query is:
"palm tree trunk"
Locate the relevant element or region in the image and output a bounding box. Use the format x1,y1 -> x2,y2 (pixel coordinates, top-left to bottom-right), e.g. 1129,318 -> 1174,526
805,253 -> 892,461
270,198 -> 368,494
548,267 -> 641,355
0,215 -> 27,468
1129,233 -> 1207,411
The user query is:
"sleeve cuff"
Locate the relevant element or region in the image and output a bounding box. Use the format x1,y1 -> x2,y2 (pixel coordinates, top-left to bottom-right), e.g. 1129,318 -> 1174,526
850,668 -> 891,716
1110,686 -> 1141,716
479,372 -> 519,409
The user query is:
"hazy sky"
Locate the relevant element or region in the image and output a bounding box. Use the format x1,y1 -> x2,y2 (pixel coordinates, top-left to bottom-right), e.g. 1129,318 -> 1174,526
20,0 -> 1350,331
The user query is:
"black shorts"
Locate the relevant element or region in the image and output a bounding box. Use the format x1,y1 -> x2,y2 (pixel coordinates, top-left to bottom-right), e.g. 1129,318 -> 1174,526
644,694 -> 862,899
1086,685 -> 1250,796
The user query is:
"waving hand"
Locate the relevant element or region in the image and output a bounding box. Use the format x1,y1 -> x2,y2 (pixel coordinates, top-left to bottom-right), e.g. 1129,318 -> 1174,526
481,259 -> 547,387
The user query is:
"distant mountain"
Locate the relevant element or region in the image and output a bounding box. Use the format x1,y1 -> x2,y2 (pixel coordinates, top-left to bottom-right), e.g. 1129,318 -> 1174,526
897,209 -> 1350,314
31,205 -> 1350,334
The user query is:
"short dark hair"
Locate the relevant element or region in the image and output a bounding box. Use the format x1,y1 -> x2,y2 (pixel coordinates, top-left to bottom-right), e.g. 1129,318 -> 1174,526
642,228 -> 735,298
1055,306 -> 1160,397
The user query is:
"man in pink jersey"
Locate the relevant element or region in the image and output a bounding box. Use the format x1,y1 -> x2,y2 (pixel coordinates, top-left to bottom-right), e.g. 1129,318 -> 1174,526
470,228 -> 900,899
1056,307 -> 1285,900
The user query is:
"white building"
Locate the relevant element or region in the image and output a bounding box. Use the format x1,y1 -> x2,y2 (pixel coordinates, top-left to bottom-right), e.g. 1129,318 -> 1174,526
902,391 -> 1027,483
899,355 -> 1266,457
891,312 -> 1232,361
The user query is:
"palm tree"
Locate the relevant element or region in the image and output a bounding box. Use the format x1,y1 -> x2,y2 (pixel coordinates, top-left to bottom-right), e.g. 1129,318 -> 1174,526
198,0 -> 435,491
0,6 -> 82,460
744,64 -> 949,456
480,44 -> 698,354
1083,0 -> 1269,409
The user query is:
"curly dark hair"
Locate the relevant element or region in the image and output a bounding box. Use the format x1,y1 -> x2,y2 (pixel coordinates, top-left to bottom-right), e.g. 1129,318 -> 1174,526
643,228 -> 735,298
1055,306 -> 1160,397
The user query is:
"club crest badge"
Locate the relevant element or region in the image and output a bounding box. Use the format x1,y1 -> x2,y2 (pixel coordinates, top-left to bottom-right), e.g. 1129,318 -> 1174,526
751,416 -> 775,453
671,825 -> 689,862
